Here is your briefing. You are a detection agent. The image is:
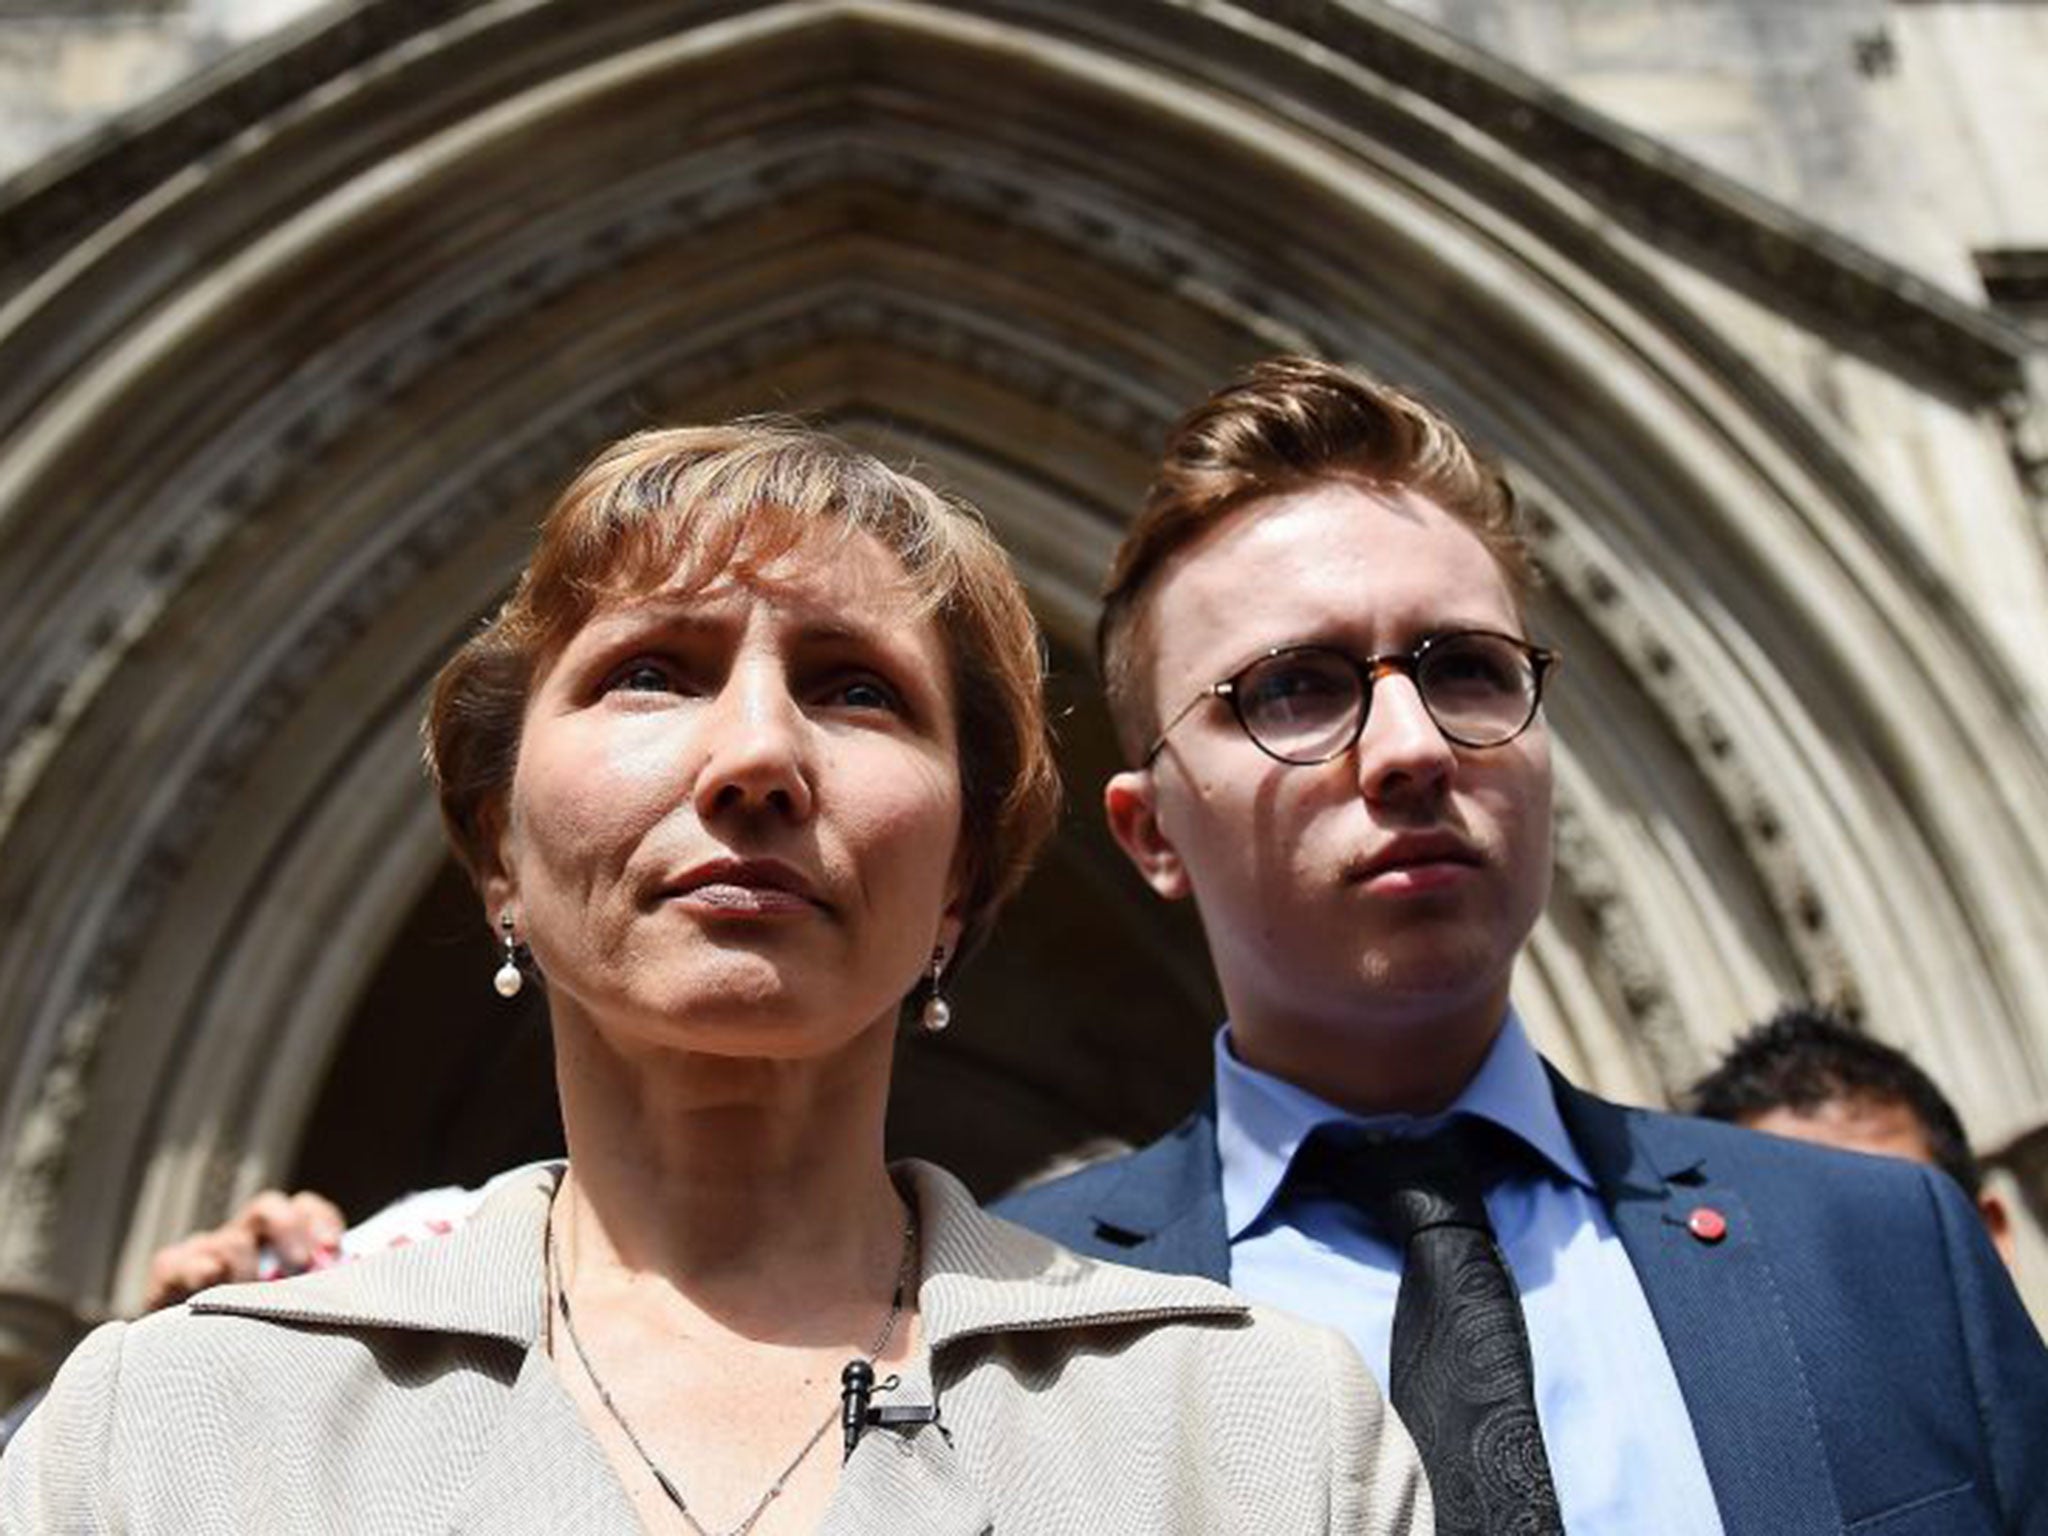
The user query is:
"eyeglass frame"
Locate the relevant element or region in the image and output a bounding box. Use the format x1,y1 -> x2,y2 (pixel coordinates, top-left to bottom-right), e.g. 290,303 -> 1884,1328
1141,628 -> 1561,767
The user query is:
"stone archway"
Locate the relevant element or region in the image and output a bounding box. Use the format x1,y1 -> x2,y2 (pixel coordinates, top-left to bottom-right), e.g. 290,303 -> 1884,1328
4,0 -> 2045,1387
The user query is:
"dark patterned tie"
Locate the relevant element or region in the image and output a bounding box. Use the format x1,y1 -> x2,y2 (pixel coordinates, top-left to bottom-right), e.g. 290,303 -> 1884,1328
1297,1123 -> 1564,1536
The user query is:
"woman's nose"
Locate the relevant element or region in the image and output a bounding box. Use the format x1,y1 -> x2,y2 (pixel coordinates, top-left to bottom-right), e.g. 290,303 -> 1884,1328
690,669 -> 816,823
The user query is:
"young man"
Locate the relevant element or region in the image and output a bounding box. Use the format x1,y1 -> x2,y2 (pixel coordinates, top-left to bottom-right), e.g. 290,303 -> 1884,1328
1692,1003 -> 2016,1265
998,357 -> 2048,1535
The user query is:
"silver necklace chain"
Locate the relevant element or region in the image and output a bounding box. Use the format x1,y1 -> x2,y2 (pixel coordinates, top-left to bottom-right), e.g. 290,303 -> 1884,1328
545,1198 -> 919,1536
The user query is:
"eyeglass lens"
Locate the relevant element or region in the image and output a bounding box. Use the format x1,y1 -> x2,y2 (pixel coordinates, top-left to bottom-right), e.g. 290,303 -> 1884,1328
1233,634 -> 1539,763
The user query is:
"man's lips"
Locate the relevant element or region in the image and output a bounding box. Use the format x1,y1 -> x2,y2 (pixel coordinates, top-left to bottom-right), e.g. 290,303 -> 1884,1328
657,858 -> 827,915
1350,835 -> 1482,890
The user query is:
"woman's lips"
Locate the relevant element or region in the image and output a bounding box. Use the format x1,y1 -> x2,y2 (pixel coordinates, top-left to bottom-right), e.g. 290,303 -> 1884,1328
673,883 -> 817,915
659,858 -> 826,916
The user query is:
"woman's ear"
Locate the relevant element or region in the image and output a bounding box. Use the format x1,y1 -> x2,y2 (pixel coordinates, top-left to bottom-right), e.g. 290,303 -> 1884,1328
482,872 -> 517,928
935,879 -> 968,971
475,801 -> 519,924
1104,769 -> 1189,901
936,830 -> 977,960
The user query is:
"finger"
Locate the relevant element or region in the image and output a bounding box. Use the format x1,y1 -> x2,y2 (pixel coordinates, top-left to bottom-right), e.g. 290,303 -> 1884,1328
231,1189 -> 295,1237
142,1242 -> 233,1312
287,1191 -> 348,1257
141,1249 -> 192,1311
212,1225 -> 261,1276
236,1189 -> 313,1270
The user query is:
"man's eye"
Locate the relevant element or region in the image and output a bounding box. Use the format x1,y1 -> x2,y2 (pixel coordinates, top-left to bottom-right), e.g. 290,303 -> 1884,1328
1242,660 -> 1349,711
1425,642 -> 1523,695
1262,666 -> 1343,699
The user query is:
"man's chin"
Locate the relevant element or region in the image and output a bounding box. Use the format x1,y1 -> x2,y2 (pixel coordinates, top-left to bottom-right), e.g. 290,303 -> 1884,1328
1346,946 -> 1515,1027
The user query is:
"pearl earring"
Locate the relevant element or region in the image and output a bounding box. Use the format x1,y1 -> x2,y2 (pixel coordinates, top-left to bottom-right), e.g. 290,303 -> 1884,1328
493,912 -> 523,999
920,947 -> 951,1034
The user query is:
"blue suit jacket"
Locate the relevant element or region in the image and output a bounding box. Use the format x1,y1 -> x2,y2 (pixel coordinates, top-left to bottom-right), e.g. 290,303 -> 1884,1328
996,1074 -> 2048,1535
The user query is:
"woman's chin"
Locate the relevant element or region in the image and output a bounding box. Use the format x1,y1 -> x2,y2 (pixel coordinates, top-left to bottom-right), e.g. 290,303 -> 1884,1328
593,990 -> 896,1063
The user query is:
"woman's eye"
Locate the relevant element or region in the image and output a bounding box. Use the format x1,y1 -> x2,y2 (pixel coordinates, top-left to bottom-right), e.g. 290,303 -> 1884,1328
602,659 -> 680,695
828,675 -> 904,713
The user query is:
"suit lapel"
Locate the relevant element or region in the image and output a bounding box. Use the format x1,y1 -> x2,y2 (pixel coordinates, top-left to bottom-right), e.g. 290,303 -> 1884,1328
1553,1076 -> 1843,1536
1085,1106 -> 1233,1282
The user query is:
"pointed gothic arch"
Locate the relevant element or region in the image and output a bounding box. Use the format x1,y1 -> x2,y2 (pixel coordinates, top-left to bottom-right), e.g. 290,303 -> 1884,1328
3,0 -> 2044,1387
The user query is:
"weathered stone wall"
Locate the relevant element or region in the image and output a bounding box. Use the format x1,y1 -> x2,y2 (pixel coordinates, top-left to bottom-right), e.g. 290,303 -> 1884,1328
1391,0 -> 2047,291
0,2 -> 320,182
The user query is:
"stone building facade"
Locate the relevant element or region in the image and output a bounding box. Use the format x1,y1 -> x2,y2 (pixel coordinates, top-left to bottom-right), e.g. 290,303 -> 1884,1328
1,0 -> 2043,1391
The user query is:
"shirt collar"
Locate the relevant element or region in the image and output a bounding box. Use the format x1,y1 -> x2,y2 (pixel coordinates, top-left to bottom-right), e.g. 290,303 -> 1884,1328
1215,1008 -> 1595,1241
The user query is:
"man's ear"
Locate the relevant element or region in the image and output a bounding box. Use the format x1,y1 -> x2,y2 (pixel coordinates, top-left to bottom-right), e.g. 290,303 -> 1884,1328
1104,769 -> 1190,901
1979,1188 -> 2018,1272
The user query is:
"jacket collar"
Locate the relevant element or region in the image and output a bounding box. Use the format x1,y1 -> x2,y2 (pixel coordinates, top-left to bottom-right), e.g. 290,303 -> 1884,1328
906,1160 -> 1246,1346
1546,1066 -> 1705,1194
190,1159 -> 1248,1349
189,1163 -> 554,1346
1080,1104 -> 1233,1275
1063,1071 -> 1707,1268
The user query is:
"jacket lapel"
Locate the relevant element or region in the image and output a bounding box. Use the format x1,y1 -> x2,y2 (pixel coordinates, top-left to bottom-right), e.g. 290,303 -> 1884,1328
446,1347 -> 642,1534
197,1166 -> 652,1534
830,1162 -> 1243,1536
821,1347 -> 992,1536
1084,1106 -> 1233,1281
1553,1076 -> 1842,1536
907,1159 -> 1247,1341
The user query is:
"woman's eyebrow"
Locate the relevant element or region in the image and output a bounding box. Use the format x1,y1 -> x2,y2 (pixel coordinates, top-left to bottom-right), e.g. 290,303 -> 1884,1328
576,601 -> 723,642
790,617 -> 896,650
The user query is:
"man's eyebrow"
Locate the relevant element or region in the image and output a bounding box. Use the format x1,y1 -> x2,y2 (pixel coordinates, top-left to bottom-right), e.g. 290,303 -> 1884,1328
1288,618 -> 1521,649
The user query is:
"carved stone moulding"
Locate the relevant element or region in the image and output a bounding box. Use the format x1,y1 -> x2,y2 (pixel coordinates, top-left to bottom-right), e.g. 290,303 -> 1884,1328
2,0 -> 2047,1366
3,0 -> 2028,401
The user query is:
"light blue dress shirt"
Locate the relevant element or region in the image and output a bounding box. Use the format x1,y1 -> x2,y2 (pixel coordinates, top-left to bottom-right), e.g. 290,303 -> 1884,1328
1216,1013 -> 1727,1536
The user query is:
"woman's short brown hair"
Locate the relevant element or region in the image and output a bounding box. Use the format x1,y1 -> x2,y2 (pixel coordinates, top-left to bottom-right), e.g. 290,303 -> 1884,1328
1099,356 -> 1533,762
425,421 -> 1060,962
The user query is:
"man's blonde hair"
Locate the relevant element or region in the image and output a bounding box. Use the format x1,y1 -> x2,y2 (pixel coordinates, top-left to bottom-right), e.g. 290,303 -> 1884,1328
1099,357 -> 1533,761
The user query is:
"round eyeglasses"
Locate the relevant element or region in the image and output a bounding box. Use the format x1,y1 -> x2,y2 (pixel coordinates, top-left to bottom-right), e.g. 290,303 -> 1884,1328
1144,630 -> 1559,767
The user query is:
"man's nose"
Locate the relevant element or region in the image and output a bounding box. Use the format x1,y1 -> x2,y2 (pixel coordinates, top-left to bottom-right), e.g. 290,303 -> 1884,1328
690,668 -> 816,822
1352,668 -> 1455,805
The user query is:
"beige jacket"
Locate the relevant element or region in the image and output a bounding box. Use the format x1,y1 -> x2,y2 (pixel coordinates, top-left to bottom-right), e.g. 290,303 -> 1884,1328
1,1162 -> 1429,1534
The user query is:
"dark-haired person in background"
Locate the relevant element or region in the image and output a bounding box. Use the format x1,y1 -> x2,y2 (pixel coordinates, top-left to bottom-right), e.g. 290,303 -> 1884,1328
1691,1005 -> 2016,1268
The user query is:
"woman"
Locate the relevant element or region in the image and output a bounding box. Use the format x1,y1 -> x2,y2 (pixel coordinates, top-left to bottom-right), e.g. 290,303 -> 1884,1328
1,424 -> 1430,1534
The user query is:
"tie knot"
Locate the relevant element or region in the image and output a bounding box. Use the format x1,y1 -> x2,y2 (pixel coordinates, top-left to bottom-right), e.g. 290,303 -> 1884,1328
1291,1120 -> 1509,1242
